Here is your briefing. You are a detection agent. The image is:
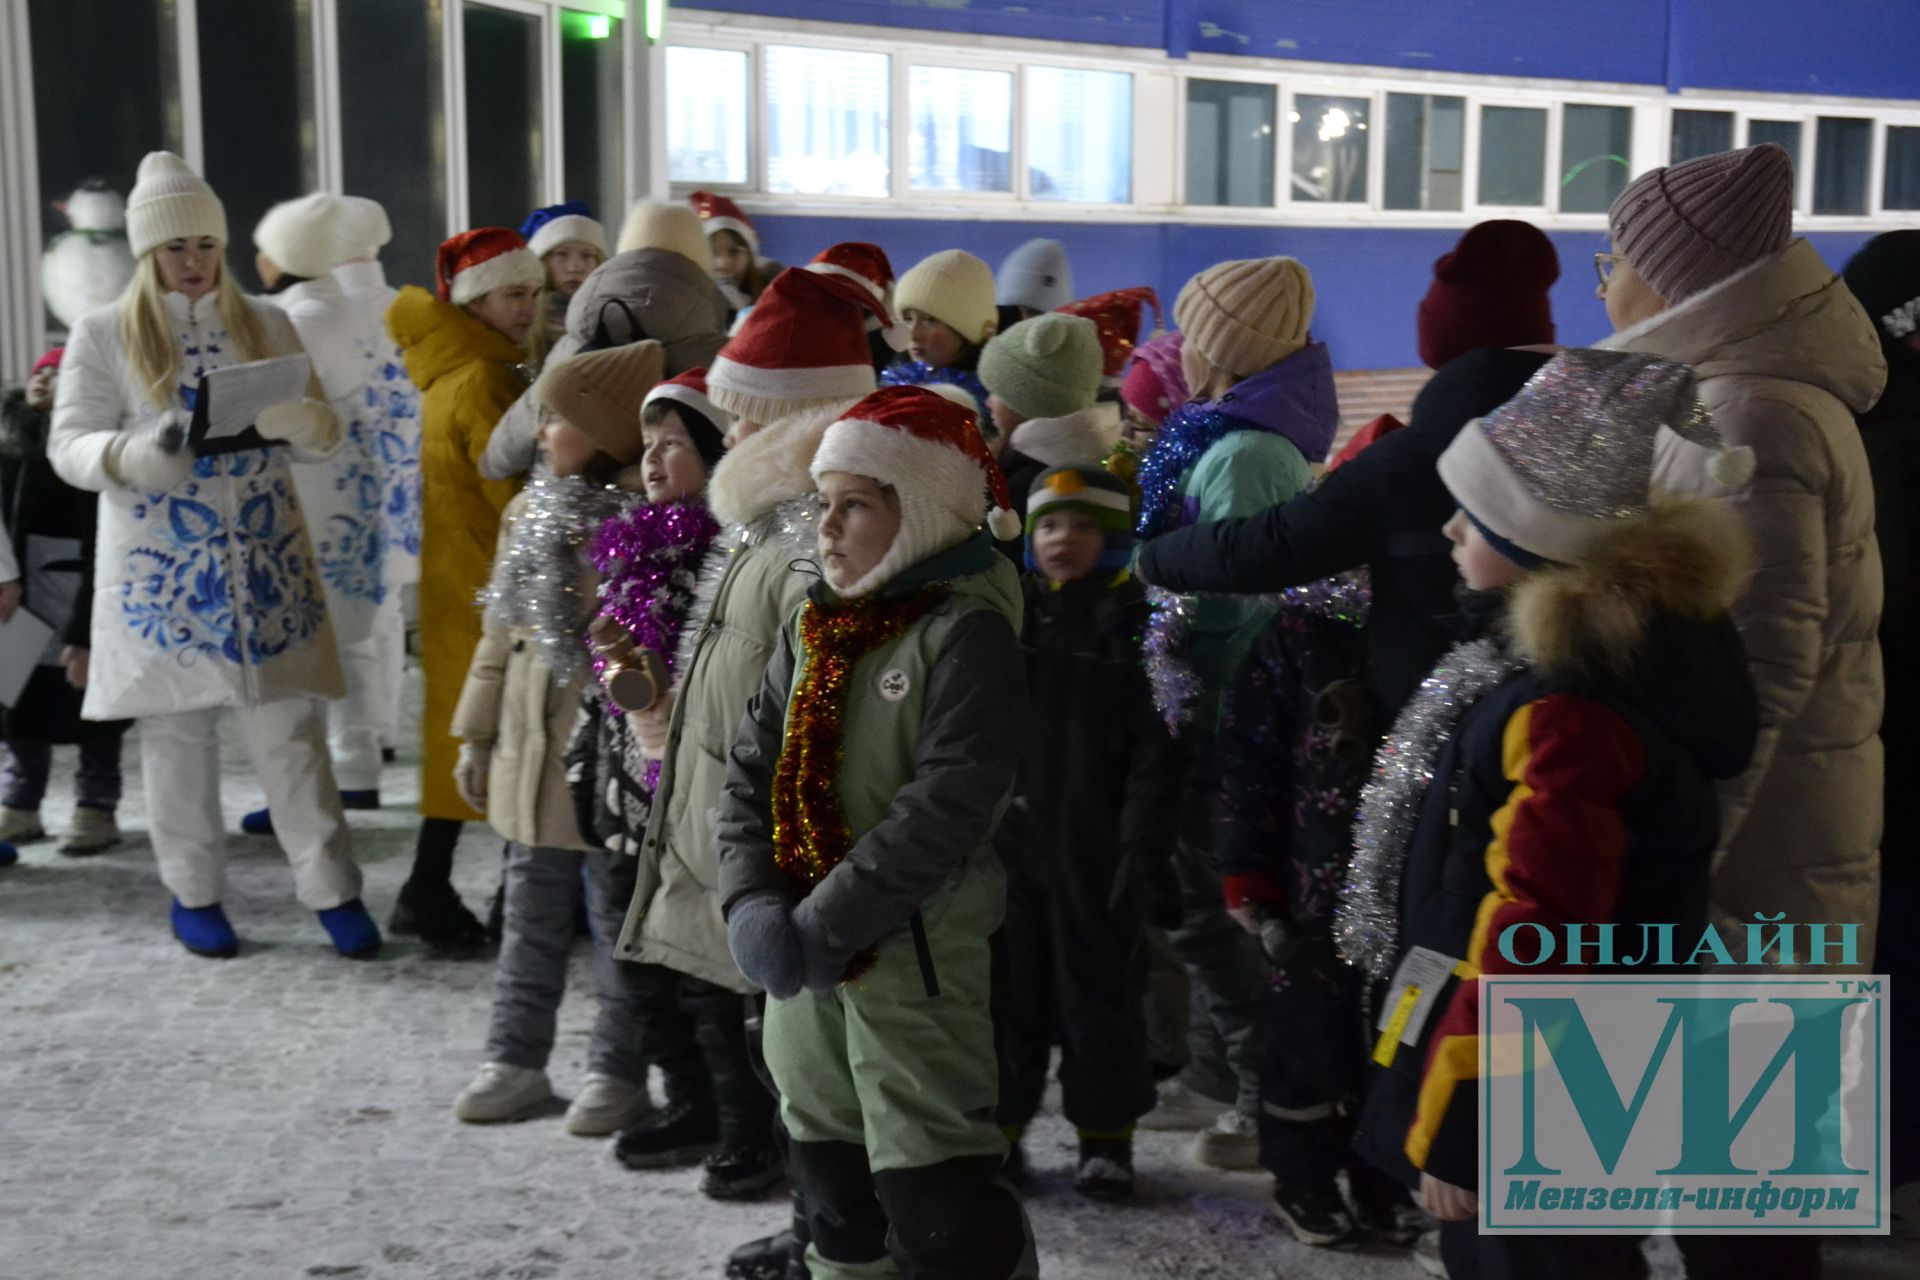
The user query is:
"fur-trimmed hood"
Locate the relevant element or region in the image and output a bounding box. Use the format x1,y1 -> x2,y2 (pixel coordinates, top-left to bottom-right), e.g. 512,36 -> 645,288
1505,497 -> 1758,781
706,399 -> 856,526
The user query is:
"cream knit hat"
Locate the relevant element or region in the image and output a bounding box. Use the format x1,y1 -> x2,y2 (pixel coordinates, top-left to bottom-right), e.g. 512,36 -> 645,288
617,201 -> 710,268
126,151 -> 227,258
895,250 -> 998,346
332,196 -> 392,264
1173,256 -> 1315,378
254,193 -> 343,281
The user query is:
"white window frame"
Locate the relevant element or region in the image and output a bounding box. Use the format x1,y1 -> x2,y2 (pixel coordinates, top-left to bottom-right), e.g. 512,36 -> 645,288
666,11 -> 1920,233
661,38 -> 758,193
897,59 -> 1020,201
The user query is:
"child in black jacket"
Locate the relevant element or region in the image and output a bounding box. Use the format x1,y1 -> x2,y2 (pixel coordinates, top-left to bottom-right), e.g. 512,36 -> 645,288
993,463 -> 1185,1199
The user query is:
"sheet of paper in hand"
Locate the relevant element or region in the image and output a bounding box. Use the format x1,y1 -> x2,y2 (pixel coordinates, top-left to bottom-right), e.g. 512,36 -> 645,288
187,354 -> 312,456
0,609 -> 55,707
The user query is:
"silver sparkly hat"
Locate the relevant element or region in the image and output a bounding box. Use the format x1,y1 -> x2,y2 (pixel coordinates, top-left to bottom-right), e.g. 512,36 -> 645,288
1436,347 -> 1754,565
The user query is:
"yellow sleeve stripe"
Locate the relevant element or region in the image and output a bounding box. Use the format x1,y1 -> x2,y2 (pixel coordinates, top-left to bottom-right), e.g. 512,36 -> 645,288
1405,1033 -> 1479,1168
1464,702 -> 1537,972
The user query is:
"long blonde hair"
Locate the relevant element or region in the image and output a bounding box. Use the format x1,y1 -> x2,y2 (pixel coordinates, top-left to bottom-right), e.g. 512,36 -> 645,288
119,251 -> 273,409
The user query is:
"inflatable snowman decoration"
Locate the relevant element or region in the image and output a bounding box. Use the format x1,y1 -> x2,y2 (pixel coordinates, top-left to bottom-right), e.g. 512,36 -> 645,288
41,179 -> 138,331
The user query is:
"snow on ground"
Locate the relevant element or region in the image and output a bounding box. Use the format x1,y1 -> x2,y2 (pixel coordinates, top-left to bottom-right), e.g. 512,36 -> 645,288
2,678 -> 1917,1279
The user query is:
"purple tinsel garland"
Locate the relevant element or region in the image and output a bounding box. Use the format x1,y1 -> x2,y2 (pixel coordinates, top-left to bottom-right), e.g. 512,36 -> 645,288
587,500 -> 723,789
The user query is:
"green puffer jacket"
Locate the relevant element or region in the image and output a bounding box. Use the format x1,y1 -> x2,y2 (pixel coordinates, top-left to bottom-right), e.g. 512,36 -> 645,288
717,534 -> 1029,963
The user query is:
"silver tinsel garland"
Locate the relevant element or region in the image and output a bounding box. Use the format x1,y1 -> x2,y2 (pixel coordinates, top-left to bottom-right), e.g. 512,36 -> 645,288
478,473 -> 629,686
1334,636 -> 1521,981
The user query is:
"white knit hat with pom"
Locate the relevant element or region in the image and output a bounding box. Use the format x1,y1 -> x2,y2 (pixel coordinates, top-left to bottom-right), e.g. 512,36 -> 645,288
126,151 -> 226,258
255,193 -> 343,280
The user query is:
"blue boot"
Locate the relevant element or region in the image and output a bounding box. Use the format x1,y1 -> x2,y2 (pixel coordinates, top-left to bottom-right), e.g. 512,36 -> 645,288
171,899 -> 239,958
318,898 -> 383,958
0,841 -> 17,867
240,808 -> 274,836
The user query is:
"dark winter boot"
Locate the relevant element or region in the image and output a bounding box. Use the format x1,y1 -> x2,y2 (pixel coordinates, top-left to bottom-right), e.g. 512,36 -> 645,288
723,1229 -> 805,1280
613,1100 -> 721,1170
1270,1178 -> 1363,1249
701,1142 -> 786,1201
1346,1162 -> 1429,1246
388,881 -> 488,952
1073,1133 -> 1134,1201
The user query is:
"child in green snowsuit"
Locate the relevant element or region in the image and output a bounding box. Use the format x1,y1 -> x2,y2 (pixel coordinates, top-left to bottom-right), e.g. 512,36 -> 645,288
718,385 -> 1036,1280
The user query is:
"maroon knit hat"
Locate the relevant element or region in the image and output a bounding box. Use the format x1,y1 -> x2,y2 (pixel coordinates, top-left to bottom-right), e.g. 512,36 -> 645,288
1416,220 -> 1560,370
1609,143 -> 1795,304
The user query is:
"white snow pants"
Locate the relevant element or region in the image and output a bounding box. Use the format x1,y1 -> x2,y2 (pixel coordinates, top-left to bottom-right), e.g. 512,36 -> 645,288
140,698 -> 363,911
329,595 -> 404,791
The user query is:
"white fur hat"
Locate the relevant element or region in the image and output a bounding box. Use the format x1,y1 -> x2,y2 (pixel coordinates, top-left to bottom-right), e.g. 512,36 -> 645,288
126,151 -> 226,258
255,193 -> 344,280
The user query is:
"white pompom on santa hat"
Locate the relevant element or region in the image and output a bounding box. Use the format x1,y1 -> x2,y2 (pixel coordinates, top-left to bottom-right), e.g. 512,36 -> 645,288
707,267 -> 890,425
435,227 -> 543,306
808,241 -> 911,353
810,385 -> 1022,598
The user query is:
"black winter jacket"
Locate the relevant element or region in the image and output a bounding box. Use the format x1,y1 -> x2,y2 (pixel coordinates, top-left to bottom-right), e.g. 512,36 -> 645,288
1858,341 -> 1920,868
1136,347 -> 1550,717
996,573 -> 1185,903
0,389 -> 123,742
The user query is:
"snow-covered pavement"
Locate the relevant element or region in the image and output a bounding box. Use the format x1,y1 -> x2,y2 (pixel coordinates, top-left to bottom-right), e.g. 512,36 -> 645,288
2,689 -> 1916,1279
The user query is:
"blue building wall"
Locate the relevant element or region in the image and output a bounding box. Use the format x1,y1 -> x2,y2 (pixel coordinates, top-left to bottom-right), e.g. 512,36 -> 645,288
690,0 -> 1920,100
751,214 -> 1875,369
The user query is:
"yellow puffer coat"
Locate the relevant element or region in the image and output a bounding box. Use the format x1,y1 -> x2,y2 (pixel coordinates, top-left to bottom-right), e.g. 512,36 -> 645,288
388,286 -> 525,819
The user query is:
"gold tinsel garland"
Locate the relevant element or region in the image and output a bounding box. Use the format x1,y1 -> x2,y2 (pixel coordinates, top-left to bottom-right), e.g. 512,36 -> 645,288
771,587 -> 948,982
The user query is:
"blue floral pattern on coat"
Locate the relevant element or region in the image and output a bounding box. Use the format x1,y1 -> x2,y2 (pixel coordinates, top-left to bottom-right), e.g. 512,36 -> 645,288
122,449 -> 329,666
311,403 -> 389,607
369,345 -> 423,563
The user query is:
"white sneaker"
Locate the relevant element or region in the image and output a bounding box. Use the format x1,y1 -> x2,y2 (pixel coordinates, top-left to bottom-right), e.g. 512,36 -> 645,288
564,1072 -> 656,1137
0,807 -> 45,843
1189,1108 -> 1261,1171
1138,1077 -> 1227,1131
453,1062 -> 553,1123
60,807 -> 121,855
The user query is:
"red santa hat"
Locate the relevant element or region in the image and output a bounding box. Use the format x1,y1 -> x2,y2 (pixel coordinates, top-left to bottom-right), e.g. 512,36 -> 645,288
643,366 -> 734,433
810,385 -> 1020,597
807,242 -> 908,352
436,227 -> 543,306
689,191 -> 758,255
707,268 -> 887,425
1057,286 -> 1163,384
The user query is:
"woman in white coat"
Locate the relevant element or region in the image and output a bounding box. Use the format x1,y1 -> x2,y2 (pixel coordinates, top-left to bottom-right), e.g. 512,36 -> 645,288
48,152 -> 380,960
240,193 -> 397,826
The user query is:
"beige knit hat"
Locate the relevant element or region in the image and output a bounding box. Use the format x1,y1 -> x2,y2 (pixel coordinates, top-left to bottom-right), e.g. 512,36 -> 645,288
254,193 -> 343,280
534,340 -> 666,464
126,151 -> 227,258
1609,143 -> 1795,304
332,195 -> 392,265
1174,257 -> 1315,378
894,249 -> 998,346
617,201 -> 710,268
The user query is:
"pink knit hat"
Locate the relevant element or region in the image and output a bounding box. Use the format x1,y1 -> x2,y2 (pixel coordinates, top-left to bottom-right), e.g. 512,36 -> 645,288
1608,143 -> 1794,304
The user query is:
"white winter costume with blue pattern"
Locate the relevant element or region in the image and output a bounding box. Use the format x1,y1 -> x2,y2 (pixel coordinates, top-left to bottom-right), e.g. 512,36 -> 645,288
334,260 -> 423,589
271,275 -> 389,644
49,290 -> 346,720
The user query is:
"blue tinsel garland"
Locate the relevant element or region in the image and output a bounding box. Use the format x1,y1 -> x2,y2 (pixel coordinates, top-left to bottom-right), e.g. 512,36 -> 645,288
1134,399 -> 1241,538
880,361 -> 989,417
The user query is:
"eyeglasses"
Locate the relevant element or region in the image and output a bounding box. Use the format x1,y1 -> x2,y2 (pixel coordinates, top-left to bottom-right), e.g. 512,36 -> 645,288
1594,252 -> 1625,291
